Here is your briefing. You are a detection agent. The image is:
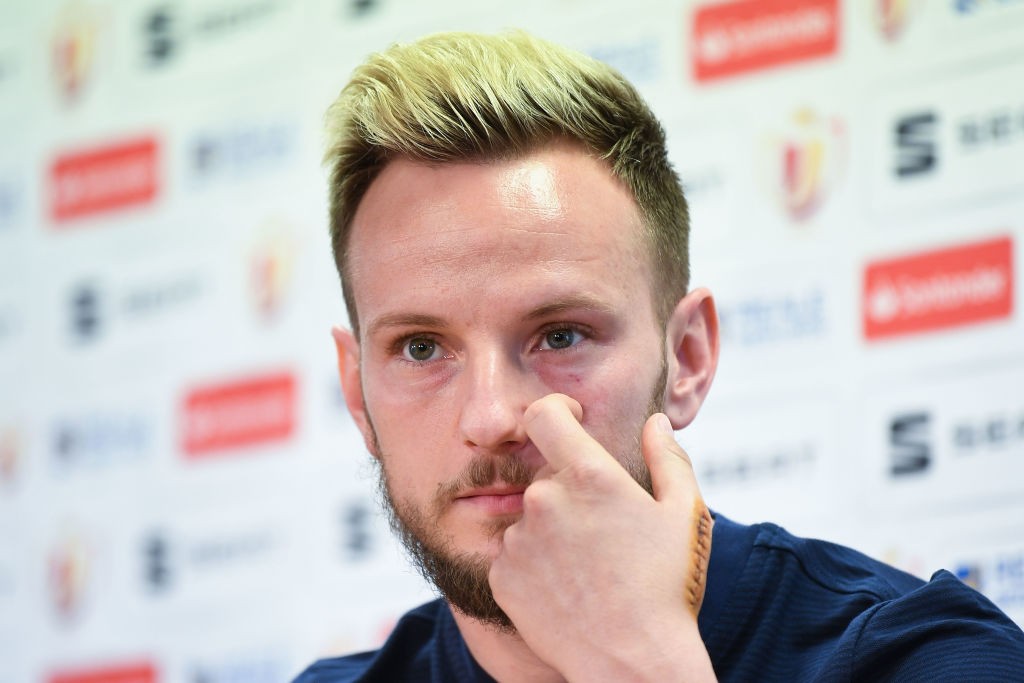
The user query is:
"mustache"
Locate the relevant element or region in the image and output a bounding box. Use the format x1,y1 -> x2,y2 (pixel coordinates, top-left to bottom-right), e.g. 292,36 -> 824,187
434,454 -> 537,507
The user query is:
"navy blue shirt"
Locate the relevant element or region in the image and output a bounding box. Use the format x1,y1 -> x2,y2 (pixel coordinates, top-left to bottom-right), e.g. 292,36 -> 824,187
294,514 -> 1024,681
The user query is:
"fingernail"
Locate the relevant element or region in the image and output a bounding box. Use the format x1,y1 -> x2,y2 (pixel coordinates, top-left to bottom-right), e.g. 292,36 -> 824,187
655,413 -> 673,435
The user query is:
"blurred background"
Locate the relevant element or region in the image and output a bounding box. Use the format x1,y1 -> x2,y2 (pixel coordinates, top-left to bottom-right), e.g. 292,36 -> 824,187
1,0 -> 1023,681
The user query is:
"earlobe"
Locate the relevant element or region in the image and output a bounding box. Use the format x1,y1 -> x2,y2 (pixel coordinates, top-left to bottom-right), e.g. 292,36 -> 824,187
332,325 -> 377,456
663,288 -> 720,430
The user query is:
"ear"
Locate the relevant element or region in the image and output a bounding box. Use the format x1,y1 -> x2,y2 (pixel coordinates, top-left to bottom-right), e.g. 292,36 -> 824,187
332,325 -> 377,457
663,287 -> 720,430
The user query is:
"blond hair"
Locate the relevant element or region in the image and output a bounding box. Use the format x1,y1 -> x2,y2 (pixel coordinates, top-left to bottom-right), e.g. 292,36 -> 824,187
324,31 -> 689,336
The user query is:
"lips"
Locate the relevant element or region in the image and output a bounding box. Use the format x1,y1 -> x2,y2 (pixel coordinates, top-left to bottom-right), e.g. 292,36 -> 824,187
456,486 -> 526,515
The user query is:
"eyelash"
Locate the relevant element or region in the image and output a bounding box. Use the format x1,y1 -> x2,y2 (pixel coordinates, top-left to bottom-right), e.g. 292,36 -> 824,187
535,323 -> 593,351
389,322 -> 594,363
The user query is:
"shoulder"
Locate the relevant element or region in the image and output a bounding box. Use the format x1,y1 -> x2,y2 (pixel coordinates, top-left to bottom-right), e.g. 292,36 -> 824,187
705,517 -> 1024,680
290,600 -> 446,683
847,569 -> 1024,680
750,522 -> 925,600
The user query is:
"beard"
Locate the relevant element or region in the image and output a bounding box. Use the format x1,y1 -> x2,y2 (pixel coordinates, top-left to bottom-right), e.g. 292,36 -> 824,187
367,359 -> 666,633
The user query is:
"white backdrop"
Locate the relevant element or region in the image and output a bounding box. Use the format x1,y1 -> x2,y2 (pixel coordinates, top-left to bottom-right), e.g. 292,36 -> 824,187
1,1 -> 1023,681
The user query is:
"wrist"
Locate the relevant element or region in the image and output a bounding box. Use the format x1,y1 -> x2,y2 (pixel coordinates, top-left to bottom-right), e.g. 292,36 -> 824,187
563,613 -> 716,683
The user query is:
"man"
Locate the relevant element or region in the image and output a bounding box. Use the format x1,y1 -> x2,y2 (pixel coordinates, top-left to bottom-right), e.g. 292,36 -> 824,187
295,31 -> 1024,682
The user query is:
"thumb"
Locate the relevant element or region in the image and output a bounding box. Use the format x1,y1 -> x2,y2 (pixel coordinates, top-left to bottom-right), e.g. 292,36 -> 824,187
642,413 -> 714,616
642,413 -> 700,504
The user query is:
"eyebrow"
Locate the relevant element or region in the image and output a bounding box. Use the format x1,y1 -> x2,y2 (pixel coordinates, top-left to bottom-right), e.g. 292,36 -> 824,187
365,295 -> 616,340
524,295 -> 617,321
366,313 -> 446,340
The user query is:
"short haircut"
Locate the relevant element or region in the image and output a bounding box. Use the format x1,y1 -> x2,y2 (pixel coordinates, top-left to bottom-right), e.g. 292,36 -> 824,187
324,30 -> 690,337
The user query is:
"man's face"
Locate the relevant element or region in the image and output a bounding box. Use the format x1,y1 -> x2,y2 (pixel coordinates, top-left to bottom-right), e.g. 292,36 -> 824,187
343,143 -> 669,626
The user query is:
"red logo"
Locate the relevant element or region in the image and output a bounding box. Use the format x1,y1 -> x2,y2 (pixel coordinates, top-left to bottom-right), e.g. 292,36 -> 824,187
182,372 -> 296,456
50,137 -> 159,223
872,0 -> 919,42
48,529 -> 91,623
864,236 -> 1014,340
692,0 -> 839,82
51,2 -> 99,104
48,662 -> 157,683
250,217 -> 296,322
763,108 -> 845,222
0,426 -> 19,485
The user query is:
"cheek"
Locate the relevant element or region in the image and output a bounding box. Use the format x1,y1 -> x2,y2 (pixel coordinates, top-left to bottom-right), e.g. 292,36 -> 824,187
541,361 -> 651,423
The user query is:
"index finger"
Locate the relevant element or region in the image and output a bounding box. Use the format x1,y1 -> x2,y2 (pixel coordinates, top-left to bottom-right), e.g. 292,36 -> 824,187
523,393 -> 612,472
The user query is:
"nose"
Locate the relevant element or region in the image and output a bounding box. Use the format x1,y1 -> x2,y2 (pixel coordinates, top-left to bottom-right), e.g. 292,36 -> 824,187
457,347 -> 535,455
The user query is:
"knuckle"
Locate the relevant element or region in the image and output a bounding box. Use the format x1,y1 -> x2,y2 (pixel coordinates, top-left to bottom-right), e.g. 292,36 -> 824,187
524,393 -> 561,423
565,458 -> 610,489
522,480 -> 551,512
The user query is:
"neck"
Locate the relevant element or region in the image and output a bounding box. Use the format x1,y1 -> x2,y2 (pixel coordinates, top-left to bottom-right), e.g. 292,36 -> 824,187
451,604 -> 565,683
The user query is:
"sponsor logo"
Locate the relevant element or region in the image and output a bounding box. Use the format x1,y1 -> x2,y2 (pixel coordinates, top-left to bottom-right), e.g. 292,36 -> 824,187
588,38 -> 660,84
66,273 -> 202,345
48,662 -> 157,683
888,411 -> 932,476
122,273 -> 202,317
881,547 -> 928,578
954,562 -> 983,590
872,65 -> 1024,214
871,0 -> 920,41
691,0 -> 839,82
340,499 -> 374,562
51,1 -> 99,104
863,235 -> 1013,340
143,5 -> 175,66
69,282 -> 103,343
718,286 -> 826,347
51,413 -> 151,474
889,105 -> 1024,179
680,165 -> 726,199
48,529 -> 92,623
954,551 -> 1024,609
181,371 -> 296,456
764,108 -> 845,221
141,0 -> 280,68
49,137 -> 160,223
994,552 -> 1024,608
347,0 -> 381,17
140,527 -> 274,595
952,409 -> 1024,454
894,111 -> 938,178
141,532 -> 172,593
959,105 -> 1024,151
188,654 -> 287,683
699,441 -> 816,486
250,218 -> 295,322
953,0 -> 1024,15
0,426 -> 19,486
188,121 -> 295,186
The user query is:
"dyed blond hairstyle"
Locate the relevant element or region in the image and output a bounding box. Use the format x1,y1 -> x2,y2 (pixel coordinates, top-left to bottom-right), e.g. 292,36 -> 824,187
324,31 -> 689,337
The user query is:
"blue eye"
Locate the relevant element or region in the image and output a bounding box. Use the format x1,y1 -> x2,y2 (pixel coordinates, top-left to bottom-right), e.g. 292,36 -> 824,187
404,338 -> 438,361
541,328 -> 578,350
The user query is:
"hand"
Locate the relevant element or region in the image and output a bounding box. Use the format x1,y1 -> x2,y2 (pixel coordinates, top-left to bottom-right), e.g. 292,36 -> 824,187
488,393 -> 716,682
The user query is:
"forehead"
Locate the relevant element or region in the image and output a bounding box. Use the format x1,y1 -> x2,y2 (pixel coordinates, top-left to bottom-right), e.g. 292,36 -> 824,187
346,145 -> 651,323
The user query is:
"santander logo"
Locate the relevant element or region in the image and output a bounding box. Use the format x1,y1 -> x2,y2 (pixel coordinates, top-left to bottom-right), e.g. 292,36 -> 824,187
863,236 -> 1013,340
181,371 -> 296,457
49,137 -> 159,223
48,662 -> 157,683
692,0 -> 839,82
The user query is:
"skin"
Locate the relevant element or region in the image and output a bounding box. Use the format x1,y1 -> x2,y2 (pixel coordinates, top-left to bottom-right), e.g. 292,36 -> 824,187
334,142 -> 720,682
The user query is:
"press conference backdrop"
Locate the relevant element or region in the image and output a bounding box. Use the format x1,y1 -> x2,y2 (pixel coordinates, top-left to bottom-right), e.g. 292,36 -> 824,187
1,0 -> 1023,680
